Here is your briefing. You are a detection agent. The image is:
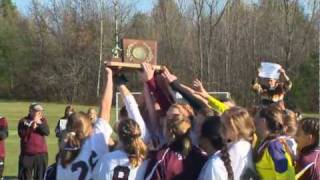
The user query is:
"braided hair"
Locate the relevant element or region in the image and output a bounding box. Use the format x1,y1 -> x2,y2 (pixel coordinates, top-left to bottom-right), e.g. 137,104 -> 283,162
201,116 -> 234,180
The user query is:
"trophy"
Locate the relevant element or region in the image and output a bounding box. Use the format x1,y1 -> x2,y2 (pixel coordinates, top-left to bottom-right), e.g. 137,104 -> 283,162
106,38 -> 163,71
105,1 -> 162,71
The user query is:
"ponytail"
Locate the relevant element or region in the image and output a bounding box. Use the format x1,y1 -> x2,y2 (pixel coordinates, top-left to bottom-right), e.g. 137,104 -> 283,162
59,112 -> 91,168
60,132 -> 83,168
220,145 -> 234,180
118,118 -> 147,168
166,111 -> 192,157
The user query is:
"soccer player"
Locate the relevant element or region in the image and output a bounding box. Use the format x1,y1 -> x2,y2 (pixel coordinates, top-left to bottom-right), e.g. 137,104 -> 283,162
145,104 -> 208,180
295,117 -> 319,180
254,107 -> 295,179
94,118 -> 148,180
56,67 -> 113,180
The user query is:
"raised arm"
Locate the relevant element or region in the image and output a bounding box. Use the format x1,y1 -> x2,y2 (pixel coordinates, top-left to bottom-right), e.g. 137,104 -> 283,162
118,83 -> 150,143
142,63 -> 172,112
193,79 -> 228,114
99,67 -> 113,122
279,68 -> 292,91
143,84 -> 159,133
162,67 -> 207,112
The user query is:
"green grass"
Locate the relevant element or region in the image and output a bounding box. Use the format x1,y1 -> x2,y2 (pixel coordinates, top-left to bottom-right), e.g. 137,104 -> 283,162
0,100 -> 318,177
0,100 -> 117,177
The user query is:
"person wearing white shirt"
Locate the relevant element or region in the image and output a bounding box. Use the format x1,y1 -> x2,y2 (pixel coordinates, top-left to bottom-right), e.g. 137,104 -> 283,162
93,118 -> 148,180
198,107 -> 257,180
55,67 -> 114,180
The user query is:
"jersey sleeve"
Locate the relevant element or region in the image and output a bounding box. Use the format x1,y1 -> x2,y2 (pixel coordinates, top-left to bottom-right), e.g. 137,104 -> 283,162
92,118 -> 113,155
207,96 -> 229,114
123,94 -> 150,143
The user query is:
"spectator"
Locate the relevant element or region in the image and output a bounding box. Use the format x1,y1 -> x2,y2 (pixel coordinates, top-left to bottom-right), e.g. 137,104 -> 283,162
18,103 -> 50,180
87,108 -> 97,125
55,105 -> 75,140
0,116 -> 8,179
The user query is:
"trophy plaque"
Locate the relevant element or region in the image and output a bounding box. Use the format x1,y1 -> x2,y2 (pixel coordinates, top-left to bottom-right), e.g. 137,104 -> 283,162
106,38 -> 163,71
123,39 -> 157,64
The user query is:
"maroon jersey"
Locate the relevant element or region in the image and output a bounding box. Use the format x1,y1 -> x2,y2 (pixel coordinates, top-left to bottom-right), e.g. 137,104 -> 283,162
0,117 -> 8,159
145,143 -> 208,180
296,146 -> 320,180
18,116 -> 50,155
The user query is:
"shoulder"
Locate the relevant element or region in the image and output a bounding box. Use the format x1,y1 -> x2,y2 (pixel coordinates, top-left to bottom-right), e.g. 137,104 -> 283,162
0,116 -> 7,123
199,154 -> 226,180
94,118 -> 112,132
102,150 -> 127,161
18,117 -> 29,124
190,146 -> 208,161
229,139 -> 251,156
96,150 -> 129,173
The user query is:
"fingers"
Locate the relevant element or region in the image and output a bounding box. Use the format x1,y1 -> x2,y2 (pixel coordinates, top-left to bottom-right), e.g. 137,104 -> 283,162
142,62 -> 148,72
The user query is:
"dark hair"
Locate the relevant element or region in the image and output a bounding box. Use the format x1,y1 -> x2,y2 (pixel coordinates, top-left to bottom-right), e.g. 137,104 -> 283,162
221,146 -> 234,180
60,112 -> 91,168
299,118 -> 319,146
63,105 -> 75,119
201,116 -> 234,180
118,118 -> 147,167
119,106 -> 128,119
201,116 -> 224,150
259,107 -> 284,136
255,107 -> 291,163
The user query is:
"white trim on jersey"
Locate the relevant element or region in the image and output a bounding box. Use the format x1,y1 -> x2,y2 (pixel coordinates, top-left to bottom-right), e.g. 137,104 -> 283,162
145,148 -> 170,180
56,118 -> 112,180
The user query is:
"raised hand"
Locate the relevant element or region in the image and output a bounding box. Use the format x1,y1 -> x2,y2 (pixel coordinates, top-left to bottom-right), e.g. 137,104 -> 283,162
141,62 -> 155,82
161,67 -> 177,83
105,67 -> 113,77
193,79 -> 207,93
279,68 -> 285,74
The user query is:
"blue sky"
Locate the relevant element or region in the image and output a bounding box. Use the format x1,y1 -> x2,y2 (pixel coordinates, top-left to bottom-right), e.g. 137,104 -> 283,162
12,0 -> 155,15
12,0 -> 315,16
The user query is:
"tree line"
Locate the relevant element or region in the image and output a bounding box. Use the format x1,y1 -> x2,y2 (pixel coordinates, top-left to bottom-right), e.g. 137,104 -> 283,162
0,0 -> 319,111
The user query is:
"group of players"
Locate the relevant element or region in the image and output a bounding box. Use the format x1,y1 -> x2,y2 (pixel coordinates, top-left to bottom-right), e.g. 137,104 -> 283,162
38,62 -> 320,180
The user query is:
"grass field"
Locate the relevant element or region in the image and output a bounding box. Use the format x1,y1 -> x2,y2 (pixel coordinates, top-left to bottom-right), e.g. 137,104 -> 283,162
0,100 -> 318,177
0,100 -> 117,177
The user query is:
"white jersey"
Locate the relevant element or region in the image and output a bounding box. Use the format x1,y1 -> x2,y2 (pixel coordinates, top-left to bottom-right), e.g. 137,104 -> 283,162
198,139 -> 254,180
57,118 -> 113,180
93,150 -> 149,180
198,151 -> 227,180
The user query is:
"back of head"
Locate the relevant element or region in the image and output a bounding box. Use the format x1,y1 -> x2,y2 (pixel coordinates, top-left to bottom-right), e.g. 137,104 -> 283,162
299,117 -> 319,146
118,118 -> 147,168
60,112 -> 91,168
221,106 -> 256,143
283,110 -> 297,137
166,105 -> 192,157
259,107 -> 284,136
64,105 -> 75,118
201,116 -> 224,150
201,116 -> 234,180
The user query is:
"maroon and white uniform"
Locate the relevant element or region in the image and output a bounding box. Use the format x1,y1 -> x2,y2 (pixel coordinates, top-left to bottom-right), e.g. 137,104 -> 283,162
145,142 -> 208,180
